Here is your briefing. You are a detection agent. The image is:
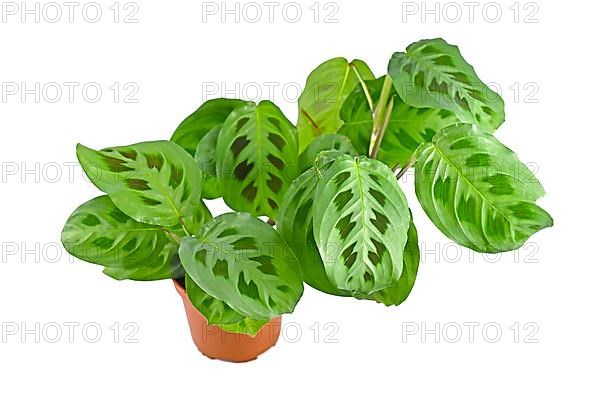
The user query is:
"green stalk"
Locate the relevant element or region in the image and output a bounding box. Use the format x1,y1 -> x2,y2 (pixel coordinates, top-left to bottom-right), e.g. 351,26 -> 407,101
369,75 -> 394,159
351,63 -> 374,112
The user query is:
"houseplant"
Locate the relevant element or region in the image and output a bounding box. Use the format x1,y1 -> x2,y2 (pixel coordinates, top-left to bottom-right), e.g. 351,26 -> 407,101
61,38 -> 552,362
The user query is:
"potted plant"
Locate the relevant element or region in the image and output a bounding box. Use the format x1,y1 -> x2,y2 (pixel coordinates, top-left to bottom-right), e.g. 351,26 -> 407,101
61,38 -> 552,362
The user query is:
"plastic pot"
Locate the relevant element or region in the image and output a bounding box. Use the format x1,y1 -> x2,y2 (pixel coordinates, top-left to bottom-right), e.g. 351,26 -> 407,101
173,280 -> 282,362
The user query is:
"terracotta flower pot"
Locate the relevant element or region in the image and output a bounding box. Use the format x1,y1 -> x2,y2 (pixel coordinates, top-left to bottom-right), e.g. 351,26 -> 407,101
173,280 -> 282,362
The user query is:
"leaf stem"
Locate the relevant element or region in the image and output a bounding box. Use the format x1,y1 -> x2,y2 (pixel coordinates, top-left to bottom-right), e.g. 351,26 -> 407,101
370,96 -> 394,159
162,228 -> 182,245
351,63 -> 374,112
179,217 -> 191,237
369,75 -> 394,159
395,144 -> 424,180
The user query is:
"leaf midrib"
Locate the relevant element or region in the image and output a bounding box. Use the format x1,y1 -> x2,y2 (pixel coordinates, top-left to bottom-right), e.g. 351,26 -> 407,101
431,142 -> 515,233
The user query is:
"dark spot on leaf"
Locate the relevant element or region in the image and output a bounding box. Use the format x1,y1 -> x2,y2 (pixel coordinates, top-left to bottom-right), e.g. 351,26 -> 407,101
236,117 -> 250,131
423,128 -> 437,141
371,209 -> 390,235
450,138 -> 475,150
508,202 -> 539,219
141,197 -> 161,206
92,237 -> 113,249
231,136 -> 250,158
277,285 -> 292,294
267,154 -> 285,170
217,228 -> 238,238
335,171 -> 351,188
368,173 -> 380,184
269,297 -> 277,308
169,164 -> 183,189
482,106 -> 494,116
469,89 -> 485,101
268,117 -> 281,130
341,244 -> 357,269
369,188 -> 386,207
439,109 -> 453,119
126,179 -> 151,191
181,182 -> 191,202
465,153 -> 492,167
433,55 -> 454,66
232,237 -> 257,250
336,213 -> 356,241
195,249 -> 207,264
457,196 -> 477,224
242,182 -> 257,202
450,72 -> 470,84
454,93 -> 470,112
420,45 -> 437,55
484,173 -> 514,195
102,155 -> 135,173
118,149 -> 137,161
250,255 -> 277,276
212,259 -> 229,279
82,214 -> 101,227
237,272 -> 260,300
334,189 -> 353,211
267,173 -> 283,193
123,238 -> 137,252
414,71 -> 425,87
234,160 -> 254,181
268,133 -> 286,150
145,153 -> 164,171
363,271 -> 374,283
428,79 -> 448,95
371,238 -> 386,260
268,198 -> 278,210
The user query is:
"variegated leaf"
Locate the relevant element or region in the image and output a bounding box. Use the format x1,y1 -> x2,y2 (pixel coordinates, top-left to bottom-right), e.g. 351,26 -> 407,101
216,101 -> 299,219
415,124 -> 553,253
61,196 -> 182,281
313,155 -> 411,294
76,141 -> 204,229
388,38 -> 504,132
179,213 -> 304,320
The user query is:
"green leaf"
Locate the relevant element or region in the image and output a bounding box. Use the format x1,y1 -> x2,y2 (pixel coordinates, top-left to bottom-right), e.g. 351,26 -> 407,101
298,134 -> 358,173
339,76 -> 460,166
185,274 -> 269,336
76,141 -> 204,229
277,168 -> 349,297
171,98 -> 249,156
415,124 -> 553,253
297,58 -> 374,151
364,216 -> 420,306
179,213 -> 304,320
313,155 -> 411,294
195,125 -> 222,199
388,38 -> 504,132
61,196 -> 182,281
216,100 -> 299,219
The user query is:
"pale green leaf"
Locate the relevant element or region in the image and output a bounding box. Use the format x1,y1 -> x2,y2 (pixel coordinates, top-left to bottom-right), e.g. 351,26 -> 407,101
76,141 -> 204,229
297,57 -> 374,150
179,213 -> 304,320
313,155 -> 411,294
388,38 -> 504,132
216,101 -> 299,219
415,124 -> 553,253
61,196 -> 182,281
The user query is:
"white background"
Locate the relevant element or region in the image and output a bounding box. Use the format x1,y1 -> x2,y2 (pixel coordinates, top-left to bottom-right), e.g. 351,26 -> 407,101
1,0 -> 598,398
